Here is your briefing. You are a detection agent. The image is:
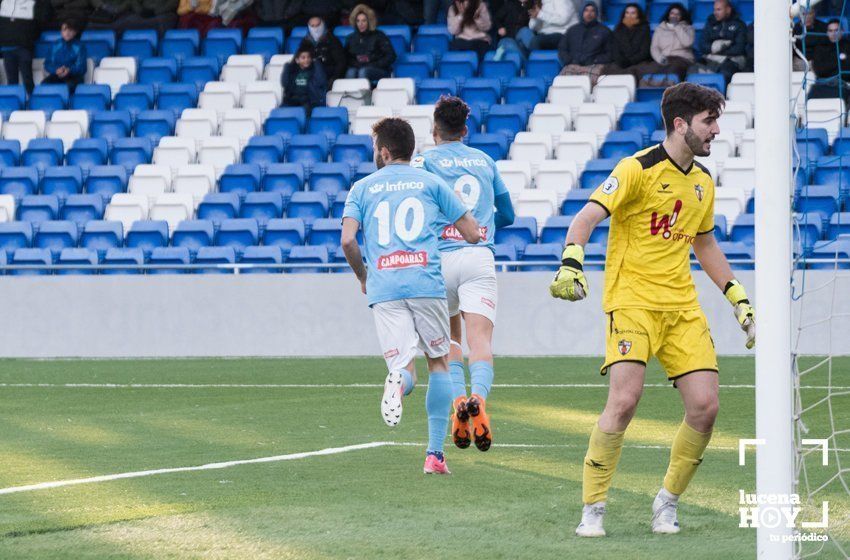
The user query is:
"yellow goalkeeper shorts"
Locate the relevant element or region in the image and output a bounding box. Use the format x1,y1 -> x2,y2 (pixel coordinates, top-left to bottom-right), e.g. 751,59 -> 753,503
601,307 -> 718,382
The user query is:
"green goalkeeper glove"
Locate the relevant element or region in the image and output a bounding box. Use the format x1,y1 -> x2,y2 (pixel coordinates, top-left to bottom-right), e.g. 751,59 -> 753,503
549,244 -> 588,301
724,279 -> 755,349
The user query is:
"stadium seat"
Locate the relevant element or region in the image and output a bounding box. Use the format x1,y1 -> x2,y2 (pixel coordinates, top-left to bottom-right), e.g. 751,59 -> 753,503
0,85 -> 27,118
528,104 -> 572,140
574,103 -> 617,143
197,192 -> 240,227
307,218 -> 344,252
399,105 -> 435,143
215,218 -> 259,256
101,247 -> 144,274
310,163 -> 351,200
379,25 -> 411,55
600,131 -> 644,160
221,108 -> 263,145
307,107 -> 350,142
330,190 -> 349,218
29,84 -> 70,116
0,139 -> 21,166
332,134 -> 373,170
714,214 -> 728,241
242,81 -> 283,117
286,245 -> 329,273
325,78 -> 371,111
138,58 -> 179,88
807,238 -> 850,269
71,84 -> 112,113
175,108 -> 219,142
147,246 -> 191,274
219,163 -> 262,200
352,106 -> 393,135
239,245 -> 284,273
126,220 -> 169,260
494,216 -> 537,253
245,28 -> 284,63
243,135 -> 286,167
157,83 -> 200,118
161,29 -> 200,61
221,54 -> 265,89
589,218 -> 610,246
111,137 -> 153,172
22,138 -> 64,171
805,98 -> 846,143
61,194 -> 105,226
179,57 -> 221,96
394,53 -> 435,83
416,78 -> 457,105
714,187 -> 747,225
813,156 -> 850,189
481,58 -> 520,91
509,132 -> 553,169
493,243 -> 517,268
17,194 -> 60,225
526,51 -> 562,86
264,106 -> 307,140
67,138 -> 109,173
45,110 -> 89,152
94,57 -> 137,97
79,220 -> 122,261
484,105 -> 527,141
263,54 -> 294,84
0,194 -> 14,223
194,246 -> 237,274
4,110 -> 47,148
104,193 -> 149,234
580,159 -> 618,189
619,102 -> 662,142
535,160 -> 578,200
198,136 -> 241,176
0,221 -> 33,258
41,166 -> 83,201
354,162 -> 377,182
287,191 -> 329,226
203,29 -> 243,65
540,215 -> 574,245
173,164 -> 216,205
795,185 -> 840,224
469,133 -> 508,161
461,78 -> 501,113
517,243 -> 561,271
199,81 -> 241,114
240,192 -> 284,231
9,247 -> 52,275
686,73 -> 726,95
114,84 -> 155,118
91,110 -> 133,147
81,30 -> 116,63
505,77 -> 547,112
286,134 -> 329,169
86,165 -> 128,202
263,218 -> 306,256
149,193 -> 194,233
583,242 -> 607,270
437,51 -> 478,83
261,163 -> 305,201
719,158 -> 756,191
794,212 -> 824,254
828,212 -> 850,240
55,247 -> 98,274
0,167 -> 39,201
560,189 -> 594,216
172,219 -> 215,257
412,33 -> 450,63
730,214 -> 755,246
495,160 -> 532,198
134,110 -> 176,144
547,75 -> 591,115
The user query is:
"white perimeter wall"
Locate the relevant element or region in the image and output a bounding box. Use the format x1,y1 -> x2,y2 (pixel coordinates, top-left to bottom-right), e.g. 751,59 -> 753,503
0,271 -> 846,358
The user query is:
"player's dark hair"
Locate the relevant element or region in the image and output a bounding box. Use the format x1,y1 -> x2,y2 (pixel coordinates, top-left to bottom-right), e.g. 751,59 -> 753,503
372,117 -> 416,161
433,95 -> 470,140
661,82 -> 725,133
827,17 -> 842,27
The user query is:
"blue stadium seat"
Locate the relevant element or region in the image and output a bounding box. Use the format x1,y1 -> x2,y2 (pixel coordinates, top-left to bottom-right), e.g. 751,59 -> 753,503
80,30 -> 115,63
813,156 -> 850,189
581,159 -> 618,189
832,129 -> 850,156
126,220 -> 169,260
714,214 -> 728,242
418,24 -> 453,38
589,218 -> 610,245
716,241 -> 754,270
686,73 -> 726,95
416,78 -> 457,105
203,29 -> 242,64
34,220 -> 78,262
86,165 -> 128,202
110,137 -> 153,172
504,77 -> 546,112
264,107 -> 307,140
619,102 -> 662,142
245,27 -> 284,63
636,86 -> 666,103
412,33 -> 450,62
219,163 -> 263,200
138,58 -> 179,88
0,139 -> 21,166
307,107 -> 350,143
648,1 -> 676,22
394,53 -> 435,83
601,130 -> 645,159
101,247 -> 144,275
0,222 -> 33,258
172,219 -> 215,258
331,190 -> 349,218
468,133 -> 508,161
9,248 -> 52,275
161,29 -> 200,61
379,24 -> 412,54
0,85 -> 26,118
91,110 -> 133,147
484,105 -> 527,141
179,57 -> 220,91
518,243 -> 561,271
332,134 -> 373,170
68,138 -> 109,173
148,246 -> 191,274
307,218 -> 344,252
286,134 -> 329,169
114,84 -> 155,118
730,213 -> 755,245
828,213 -> 850,239
461,78 -> 502,112
35,31 -> 61,59
118,29 -> 158,60
494,243 -> 517,268
795,185 -> 840,224
0,167 -> 39,201
262,163 -> 305,201
286,245 -> 329,273
808,238 -> 850,269
80,220 -> 123,261
243,135 -> 286,167
41,166 -> 83,201
540,215 -> 573,244
583,242 -> 607,270
240,192 -> 284,230
330,246 -> 350,273
438,51 -> 478,83
796,128 -> 829,162
561,190 -> 594,215
334,25 -> 355,43
525,51 -> 562,86
284,27 -> 308,54
215,218 -> 259,256
71,84 -> 112,113
195,246 -> 237,274
494,216 -> 537,253
239,245 -> 284,273
17,194 -> 60,225
794,212 -> 824,254
56,247 -> 98,274
287,191 -> 329,226
134,110 -> 176,144
263,218 -> 305,256
22,138 -> 64,171
29,84 -> 69,116
61,194 -> 105,227
481,59 -> 520,92
198,193 -> 241,228
310,163 -> 351,200
157,83 -> 199,118
354,162 -> 377,182
650,129 -> 666,144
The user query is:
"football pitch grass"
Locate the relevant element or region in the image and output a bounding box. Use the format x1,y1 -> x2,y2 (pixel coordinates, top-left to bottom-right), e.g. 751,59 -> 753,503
0,357 -> 846,560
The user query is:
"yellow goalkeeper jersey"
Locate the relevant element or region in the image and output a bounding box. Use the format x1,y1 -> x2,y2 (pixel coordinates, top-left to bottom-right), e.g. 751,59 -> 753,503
588,144 -> 715,312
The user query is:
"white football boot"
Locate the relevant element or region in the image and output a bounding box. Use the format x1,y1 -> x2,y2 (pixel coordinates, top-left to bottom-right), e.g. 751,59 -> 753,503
575,502 -> 606,537
380,370 -> 404,427
651,488 -> 681,534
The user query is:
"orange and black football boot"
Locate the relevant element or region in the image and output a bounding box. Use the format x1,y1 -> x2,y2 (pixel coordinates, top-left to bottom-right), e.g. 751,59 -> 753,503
451,396 -> 471,449
467,394 -> 491,451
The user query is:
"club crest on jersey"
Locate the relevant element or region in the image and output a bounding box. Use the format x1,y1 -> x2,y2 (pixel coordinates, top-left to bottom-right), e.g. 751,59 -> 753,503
618,339 -> 632,355
377,250 -> 428,270
410,155 -> 425,168
694,184 -> 704,202
601,176 -> 619,195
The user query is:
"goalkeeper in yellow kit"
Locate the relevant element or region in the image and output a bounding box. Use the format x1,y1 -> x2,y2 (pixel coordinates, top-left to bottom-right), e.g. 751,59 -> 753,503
549,82 -> 756,537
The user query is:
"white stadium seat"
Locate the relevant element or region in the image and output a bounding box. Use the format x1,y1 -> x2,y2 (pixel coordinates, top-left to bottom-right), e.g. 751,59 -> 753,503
264,54 -> 293,83
509,132 -> 553,170
592,74 -> 635,115
710,130 -> 736,165
45,110 -> 89,152
105,193 -> 149,235
719,157 -> 756,192
176,108 -> 219,143
547,75 -> 591,117
534,160 -> 578,201
242,81 -> 282,117
737,128 -> 756,160
199,81 -> 241,114
150,193 -> 195,232
326,78 -> 371,110
173,164 -> 216,207
220,108 -> 263,146
352,106 -> 393,135
93,57 -> 137,97
495,160 -> 532,199
516,189 -> 558,227
399,105 -> 434,142
153,136 -> 198,169
3,111 -> 46,148
718,101 -> 753,143
804,98 -> 846,142
372,78 -> 415,112
694,156 -> 718,182
199,136 -> 241,176
574,103 -> 616,143
0,195 -> 15,222
529,103 -> 573,139
556,132 -> 599,172
714,187 -> 747,225
128,164 -> 173,204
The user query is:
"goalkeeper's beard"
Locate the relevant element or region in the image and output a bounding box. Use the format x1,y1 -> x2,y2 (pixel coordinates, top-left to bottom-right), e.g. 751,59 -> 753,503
684,127 -> 712,157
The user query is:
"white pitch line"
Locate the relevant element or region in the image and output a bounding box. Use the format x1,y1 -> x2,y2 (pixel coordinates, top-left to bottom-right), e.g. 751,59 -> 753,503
0,383 -> 847,390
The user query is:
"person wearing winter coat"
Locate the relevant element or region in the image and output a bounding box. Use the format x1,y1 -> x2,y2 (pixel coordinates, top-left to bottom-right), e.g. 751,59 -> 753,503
299,16 -> 347,85
809,19 -> 850,104
0,0 -> 52,93
602,3 -> 651,77
344,4 -> 396,83
698,0 -> 746,83
557,1 -> 611,85
517,0 -> 580,52
448,0 -> 492,62
282,47 -> 328,116
42,19 -> 86,91
793,7 -> 827,71
492,0 -> 530,40
624,2 -> 694,85
50,0 -> 91,27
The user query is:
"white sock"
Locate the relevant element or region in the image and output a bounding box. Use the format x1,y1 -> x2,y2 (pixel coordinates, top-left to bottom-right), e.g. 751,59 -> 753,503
658,487 -> 679,503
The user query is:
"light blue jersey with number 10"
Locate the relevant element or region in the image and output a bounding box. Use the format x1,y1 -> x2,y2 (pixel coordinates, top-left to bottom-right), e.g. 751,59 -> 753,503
411,141 -> 508,253
343,163 -> 468,307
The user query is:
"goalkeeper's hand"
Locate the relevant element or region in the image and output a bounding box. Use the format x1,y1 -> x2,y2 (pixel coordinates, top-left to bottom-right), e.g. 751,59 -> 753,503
724,279 -> 755,349
549,244 -> 588,301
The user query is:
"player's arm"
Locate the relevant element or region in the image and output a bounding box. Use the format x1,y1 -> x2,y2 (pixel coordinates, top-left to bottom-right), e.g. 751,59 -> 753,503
454,211 -> 482,244
341,217 -> 367,294
491,165 -> 515,228
433,175 -> 482,244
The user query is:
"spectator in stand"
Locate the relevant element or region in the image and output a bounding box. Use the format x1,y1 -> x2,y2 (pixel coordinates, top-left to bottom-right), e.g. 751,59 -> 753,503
300,16 -> 347,84
42,19 -> 87,92
50,0 -> 92,28
627,2 -> 694,85
698,0 -> 747,84
282,47 -> 328,116
810,19 -> 850,103
424,0 -> 451,24
0,0 -> 51,93
517,0 -> 580,53
557,1 -> 611,85
255,0 -> 303,30
491,0 -> 531,61
448,0 -> 493,62
793,7 -> 827,71
345,4 -> 396,83
603,3 -> 651,79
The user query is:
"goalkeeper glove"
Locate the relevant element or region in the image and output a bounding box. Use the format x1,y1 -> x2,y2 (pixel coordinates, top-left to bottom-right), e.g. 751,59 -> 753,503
549,244 -> 588,301
724,279 -> 755,349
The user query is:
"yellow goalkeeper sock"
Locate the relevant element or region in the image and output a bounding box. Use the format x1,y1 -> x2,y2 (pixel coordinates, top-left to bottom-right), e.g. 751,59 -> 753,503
662,421 -> 713,496
582,424 -> 625,504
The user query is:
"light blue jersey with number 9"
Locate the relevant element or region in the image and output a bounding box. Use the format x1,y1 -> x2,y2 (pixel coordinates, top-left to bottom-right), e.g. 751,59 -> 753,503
411,142 -> 508,252
343,163 -> 468,306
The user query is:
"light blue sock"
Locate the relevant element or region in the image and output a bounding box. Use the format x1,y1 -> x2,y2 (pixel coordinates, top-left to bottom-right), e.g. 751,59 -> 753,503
425,372 -> 453,453
399,369 -> 415,396
469,361 -> 494,400
449,360 -> 467,400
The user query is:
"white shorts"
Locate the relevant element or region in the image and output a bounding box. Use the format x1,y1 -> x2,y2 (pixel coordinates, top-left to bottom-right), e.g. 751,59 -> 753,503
372,298 -> 451,372
440,247 -> 498,325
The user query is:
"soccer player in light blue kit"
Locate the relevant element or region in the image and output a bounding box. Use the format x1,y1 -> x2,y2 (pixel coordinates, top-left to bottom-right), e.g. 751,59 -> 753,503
411,96 -> 515,452
341,117 -> 482,474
